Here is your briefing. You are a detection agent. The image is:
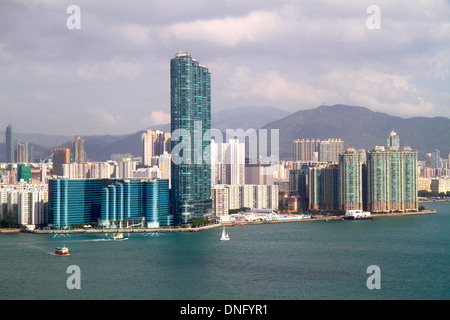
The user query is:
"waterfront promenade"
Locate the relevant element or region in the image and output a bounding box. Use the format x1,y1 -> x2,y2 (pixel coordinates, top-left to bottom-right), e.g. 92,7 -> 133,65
1,209 -> 436,234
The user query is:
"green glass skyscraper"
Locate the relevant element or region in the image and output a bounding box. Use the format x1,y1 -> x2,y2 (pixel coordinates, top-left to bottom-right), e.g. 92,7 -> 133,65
170,52 -> 212,224
338,148 -> 362,210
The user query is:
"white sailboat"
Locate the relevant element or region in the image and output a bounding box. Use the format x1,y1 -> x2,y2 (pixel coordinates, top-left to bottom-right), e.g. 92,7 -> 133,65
220,226 -> 230,241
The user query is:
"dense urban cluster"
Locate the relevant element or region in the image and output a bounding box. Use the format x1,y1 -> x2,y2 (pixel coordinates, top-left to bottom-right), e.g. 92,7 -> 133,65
1,53 -> 449,231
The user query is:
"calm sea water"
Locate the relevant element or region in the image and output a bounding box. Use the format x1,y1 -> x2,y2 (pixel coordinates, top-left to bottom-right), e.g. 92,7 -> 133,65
0,202 -> 449,300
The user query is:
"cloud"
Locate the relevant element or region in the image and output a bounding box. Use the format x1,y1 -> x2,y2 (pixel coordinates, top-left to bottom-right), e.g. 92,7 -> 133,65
164,10 -> 281,47
1,0 -> 449,136
86,107 -> 123,125
113,23 -> 151,45
143,111 -> 170,126
76,59 -> 144,81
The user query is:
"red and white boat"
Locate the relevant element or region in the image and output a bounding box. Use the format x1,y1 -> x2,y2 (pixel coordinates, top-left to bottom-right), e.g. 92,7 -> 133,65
55,246 -> 70,256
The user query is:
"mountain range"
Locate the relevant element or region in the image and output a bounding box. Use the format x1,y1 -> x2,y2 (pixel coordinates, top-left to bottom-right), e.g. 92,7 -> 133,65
1,105 -> 448,162
262,104 -> 450,160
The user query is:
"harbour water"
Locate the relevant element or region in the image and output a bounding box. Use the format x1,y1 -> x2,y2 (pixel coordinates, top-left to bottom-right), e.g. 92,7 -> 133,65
0,202 -> 449,300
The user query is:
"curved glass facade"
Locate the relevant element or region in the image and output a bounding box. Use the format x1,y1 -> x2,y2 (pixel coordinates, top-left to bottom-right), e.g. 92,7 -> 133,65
49,178 -> 170,228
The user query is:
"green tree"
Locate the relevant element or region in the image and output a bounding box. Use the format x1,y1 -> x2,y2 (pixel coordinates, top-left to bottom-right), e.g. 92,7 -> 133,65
1,209 -> 16,228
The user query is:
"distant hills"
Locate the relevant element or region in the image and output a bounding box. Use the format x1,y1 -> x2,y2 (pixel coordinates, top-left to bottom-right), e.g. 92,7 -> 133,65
1,104 -> 449,162
262,104 -> 450,160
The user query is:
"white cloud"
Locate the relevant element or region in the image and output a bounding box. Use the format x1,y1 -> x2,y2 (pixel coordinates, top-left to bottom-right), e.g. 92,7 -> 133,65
86,107 -> 123,125
164,10 -> 281,46
113,23 -> 151,45
143,111 -> 170,126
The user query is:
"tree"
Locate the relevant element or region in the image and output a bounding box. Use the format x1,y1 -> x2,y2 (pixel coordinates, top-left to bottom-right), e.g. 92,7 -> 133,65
1,209 -> 16,228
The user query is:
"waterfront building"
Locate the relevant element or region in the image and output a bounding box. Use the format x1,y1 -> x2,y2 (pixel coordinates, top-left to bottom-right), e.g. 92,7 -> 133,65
100,178 -> 170,228
418,177 -> 432,192
366,146 -> 418,212
5,125 -> 14,164
289,168 -> 309,198
71,136 -> 85,163
308,164 -> 339,211
0,183 -> 48,228
211,185 -> 229,217
211,184 -> 278,217
48,178 -> 171,228
170,52 -> 212,224
338,148 -> 363,211
430,177 -> 450,194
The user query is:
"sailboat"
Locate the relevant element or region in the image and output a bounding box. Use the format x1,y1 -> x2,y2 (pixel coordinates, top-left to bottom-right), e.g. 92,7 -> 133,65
220,226 -> 230,241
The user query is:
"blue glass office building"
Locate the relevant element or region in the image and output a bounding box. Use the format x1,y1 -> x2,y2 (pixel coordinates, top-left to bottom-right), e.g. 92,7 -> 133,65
48,178 -> 171,228
170,52 -> 212,224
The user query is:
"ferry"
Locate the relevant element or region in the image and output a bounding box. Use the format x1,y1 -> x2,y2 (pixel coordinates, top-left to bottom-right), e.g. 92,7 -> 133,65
55,246 -> 70,256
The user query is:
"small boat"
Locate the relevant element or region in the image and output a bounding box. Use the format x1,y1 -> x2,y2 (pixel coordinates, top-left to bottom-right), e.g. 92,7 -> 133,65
220,227 -> 230,241
111,232 -> 128,240
55,245 -> 70,256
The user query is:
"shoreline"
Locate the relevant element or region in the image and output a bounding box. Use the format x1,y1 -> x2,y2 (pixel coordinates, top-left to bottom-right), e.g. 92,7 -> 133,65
1,209 -> 437,234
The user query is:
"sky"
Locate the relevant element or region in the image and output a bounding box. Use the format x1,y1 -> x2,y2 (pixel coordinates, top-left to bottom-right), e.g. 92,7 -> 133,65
0,0 -> 449,136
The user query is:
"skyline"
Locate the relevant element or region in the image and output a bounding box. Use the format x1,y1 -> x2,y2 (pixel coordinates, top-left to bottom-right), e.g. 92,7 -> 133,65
1,0 -> 449,136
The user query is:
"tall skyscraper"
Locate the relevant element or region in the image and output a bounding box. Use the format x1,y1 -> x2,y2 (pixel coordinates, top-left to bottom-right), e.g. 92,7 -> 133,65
52,148 -> 71,176
16,141 -> 29,163
71,136 -> 85,163
366,146 -> 418,212
5,125 -> 14,164
170,52 -> 212,224
338,148 -> 362,210
308,164 -> 339,211
387,129 -> 400,148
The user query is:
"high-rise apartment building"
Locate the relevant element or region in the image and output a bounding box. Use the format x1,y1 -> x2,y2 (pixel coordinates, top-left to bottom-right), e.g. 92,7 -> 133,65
293,138 -> 343,163
211,184 -> 278,217
142,130 -> 171,166
308,164 -> 339,211
211,139 -> 245,185
71,136 -> 85,163
16,141 -> 28,163
0,183 -> 48,228
366,146 -> 418,212
338,148 -> 362,210
170,52 -> 212,224
5,125 -> 14,164
52,148 -> 71,176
